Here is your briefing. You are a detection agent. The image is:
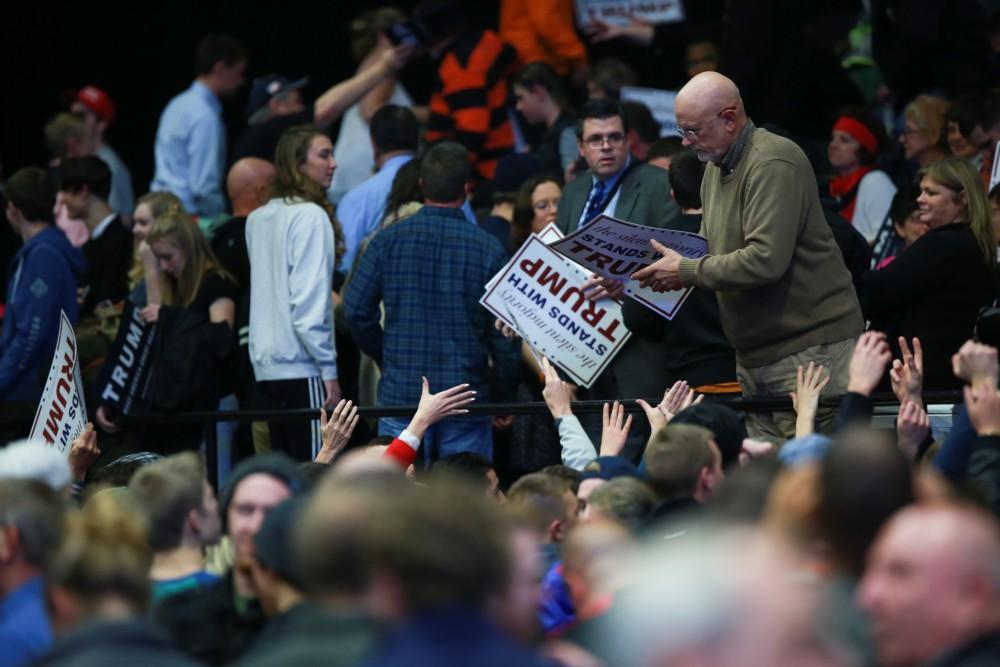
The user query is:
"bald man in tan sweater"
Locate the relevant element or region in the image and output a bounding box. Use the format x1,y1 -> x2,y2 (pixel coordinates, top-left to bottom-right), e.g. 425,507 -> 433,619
630,73 -> 863,439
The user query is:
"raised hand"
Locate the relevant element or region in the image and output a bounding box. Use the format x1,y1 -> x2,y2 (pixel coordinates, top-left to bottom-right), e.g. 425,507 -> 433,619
890,337 -> 924,407
315,399 -> 360,464
952,340 -> 999,388
965,383 -> 1000,436
68,423 -> 101,481
600,401 -> 633,457
790,361 -> 831,437
408,376 -> 477,439
846,331 -> 892,397
659,379 -> 703,422
541,357 -> 576,419
896,399 -> 930,462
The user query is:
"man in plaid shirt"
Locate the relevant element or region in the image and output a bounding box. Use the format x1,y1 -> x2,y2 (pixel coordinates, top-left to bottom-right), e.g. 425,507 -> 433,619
344,142 -> 520,463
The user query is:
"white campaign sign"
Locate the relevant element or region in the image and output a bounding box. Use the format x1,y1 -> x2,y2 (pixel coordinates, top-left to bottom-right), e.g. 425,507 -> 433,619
548,215 -> 708,320
481,235 -> 631,388
574,0 -> 685,26
620,86 -> 678,137
29,311 -> 88,455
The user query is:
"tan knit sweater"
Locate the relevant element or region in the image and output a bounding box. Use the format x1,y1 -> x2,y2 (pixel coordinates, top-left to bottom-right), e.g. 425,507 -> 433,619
677,127 -> 863,367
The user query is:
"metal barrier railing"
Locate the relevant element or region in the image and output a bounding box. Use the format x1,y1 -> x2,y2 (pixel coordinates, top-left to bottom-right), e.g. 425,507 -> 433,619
120,391 -> 963,486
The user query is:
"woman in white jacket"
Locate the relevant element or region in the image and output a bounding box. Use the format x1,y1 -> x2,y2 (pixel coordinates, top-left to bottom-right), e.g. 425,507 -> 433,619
246,125 -> 345,460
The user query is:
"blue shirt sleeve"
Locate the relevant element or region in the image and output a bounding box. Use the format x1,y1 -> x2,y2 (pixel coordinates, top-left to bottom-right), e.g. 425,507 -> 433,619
186,114 -> 226,217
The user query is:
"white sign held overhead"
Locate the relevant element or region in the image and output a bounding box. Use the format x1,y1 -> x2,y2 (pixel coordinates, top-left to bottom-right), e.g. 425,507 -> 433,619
574,0 -> 685,27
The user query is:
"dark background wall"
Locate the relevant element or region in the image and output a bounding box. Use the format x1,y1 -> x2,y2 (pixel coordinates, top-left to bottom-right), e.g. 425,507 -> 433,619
1,1 -> 500,195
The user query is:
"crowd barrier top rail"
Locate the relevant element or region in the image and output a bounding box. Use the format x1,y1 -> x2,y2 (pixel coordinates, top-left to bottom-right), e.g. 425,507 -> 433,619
121,391 -> 963,425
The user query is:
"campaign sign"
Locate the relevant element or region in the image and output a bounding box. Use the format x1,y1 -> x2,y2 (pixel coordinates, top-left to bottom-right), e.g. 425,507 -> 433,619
481,236 -> 631,388
990,140 -> 1000,193
97,301 -> 157,417
620,86 -> 678,137
548,214 -> 708,320
486,223 -> 567,292
574,0 -> 685,26
29,311 -> 88,455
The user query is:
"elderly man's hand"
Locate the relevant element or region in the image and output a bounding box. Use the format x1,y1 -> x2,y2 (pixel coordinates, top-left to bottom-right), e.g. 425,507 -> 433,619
631,240 -> 684,292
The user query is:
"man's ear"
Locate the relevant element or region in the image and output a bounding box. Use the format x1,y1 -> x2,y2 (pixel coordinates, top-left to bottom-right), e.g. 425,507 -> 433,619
548,518 -> 564,543
5,201 -> 19,225
0,525 -> 18,563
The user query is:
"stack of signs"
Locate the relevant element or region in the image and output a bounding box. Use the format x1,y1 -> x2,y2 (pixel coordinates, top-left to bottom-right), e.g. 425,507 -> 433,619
29,311 -> 87,455
548,214 -> 708,320
481,224 -> 631,388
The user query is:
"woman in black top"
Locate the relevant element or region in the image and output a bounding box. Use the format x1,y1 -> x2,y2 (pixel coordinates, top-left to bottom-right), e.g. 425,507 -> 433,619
144,213 -> 238,452
861,159 -> 997,390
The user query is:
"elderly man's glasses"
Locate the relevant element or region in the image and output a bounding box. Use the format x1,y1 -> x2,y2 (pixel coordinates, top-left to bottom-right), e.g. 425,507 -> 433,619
675,106 -> 736,139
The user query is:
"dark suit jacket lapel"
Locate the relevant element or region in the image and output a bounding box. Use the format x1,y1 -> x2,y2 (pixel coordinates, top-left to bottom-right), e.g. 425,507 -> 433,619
613,167 -> 641,222
562,171 -> 592,232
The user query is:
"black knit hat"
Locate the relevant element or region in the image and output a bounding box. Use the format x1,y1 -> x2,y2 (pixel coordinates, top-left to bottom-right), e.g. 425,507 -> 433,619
219,453 -> 308,530
253,496 -> 306,587
670,402 -> 747,469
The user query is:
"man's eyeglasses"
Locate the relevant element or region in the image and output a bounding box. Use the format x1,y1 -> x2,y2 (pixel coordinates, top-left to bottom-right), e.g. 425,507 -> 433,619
675,106 -> 735,139
583,132 -> 626,149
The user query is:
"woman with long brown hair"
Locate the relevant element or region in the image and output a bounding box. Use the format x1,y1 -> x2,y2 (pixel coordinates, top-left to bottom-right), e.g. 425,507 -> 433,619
246,125 -> 343,460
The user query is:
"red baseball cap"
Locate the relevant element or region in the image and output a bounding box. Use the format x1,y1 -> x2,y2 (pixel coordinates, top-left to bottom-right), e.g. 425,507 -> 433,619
74,86 -> 115,125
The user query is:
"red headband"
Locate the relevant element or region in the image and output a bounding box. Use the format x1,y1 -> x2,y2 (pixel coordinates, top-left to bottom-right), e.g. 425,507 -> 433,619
833,116 -> 878,155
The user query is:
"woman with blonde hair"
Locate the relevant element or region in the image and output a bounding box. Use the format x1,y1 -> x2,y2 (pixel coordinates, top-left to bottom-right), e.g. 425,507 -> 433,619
128,191 -> 186,305
142,212 -> 236,327
246,125 -> 343,460
97,211 -> 238,451
862,159 -> 997,389
900,95 -> 950,168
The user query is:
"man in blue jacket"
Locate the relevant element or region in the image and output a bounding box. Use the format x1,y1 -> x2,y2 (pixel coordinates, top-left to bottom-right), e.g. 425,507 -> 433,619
0,168 -> 83,443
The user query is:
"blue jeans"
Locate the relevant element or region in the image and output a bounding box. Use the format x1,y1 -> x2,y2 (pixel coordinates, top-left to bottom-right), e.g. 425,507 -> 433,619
378,415 -> 493,467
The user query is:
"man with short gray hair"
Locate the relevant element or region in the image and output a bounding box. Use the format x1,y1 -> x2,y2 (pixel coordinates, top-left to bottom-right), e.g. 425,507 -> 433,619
344,142 -> 519,463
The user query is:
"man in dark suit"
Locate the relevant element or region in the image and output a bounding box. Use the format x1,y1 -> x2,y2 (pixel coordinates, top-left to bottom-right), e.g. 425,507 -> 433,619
555,98 -> 677,234
556,99 -> 679,461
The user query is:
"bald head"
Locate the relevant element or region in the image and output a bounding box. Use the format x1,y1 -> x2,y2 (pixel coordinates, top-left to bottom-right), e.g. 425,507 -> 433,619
858,504 -> 1000,667
329,446 -> 404,482
677,73 -> 741,117
227,158 -> 275,217
675,73 -> 747,164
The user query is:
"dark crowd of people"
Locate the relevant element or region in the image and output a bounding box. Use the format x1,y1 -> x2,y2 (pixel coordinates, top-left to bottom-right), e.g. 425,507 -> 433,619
2,1 -> 1000,665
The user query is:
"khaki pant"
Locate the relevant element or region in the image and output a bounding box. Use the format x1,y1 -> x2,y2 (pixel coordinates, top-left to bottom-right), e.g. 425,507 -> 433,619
737,337 -> 857,441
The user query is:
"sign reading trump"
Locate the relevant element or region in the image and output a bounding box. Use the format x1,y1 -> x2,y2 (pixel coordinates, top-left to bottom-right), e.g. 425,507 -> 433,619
29,311 -> 88,455
548,214 -> 708,320
481,235 -> 630,388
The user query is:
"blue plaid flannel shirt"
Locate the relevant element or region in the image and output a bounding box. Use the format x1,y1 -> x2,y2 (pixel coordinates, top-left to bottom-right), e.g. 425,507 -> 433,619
344,206 -> 520,406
